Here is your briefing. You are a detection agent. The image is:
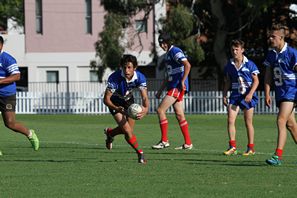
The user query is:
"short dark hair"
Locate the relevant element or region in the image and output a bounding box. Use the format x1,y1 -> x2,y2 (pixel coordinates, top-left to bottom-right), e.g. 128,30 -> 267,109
0,36 -> 3,44
230,39 -> 245,48
158,32 -> 171,45
120,54 -> 138,68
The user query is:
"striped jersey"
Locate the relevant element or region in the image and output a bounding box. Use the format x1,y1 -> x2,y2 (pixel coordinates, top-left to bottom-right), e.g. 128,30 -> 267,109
224,56 -> 259,98
164,45 -> 189,91
263,43 -> 297,102
106,69 -> 147,103
0,51 -> 20,96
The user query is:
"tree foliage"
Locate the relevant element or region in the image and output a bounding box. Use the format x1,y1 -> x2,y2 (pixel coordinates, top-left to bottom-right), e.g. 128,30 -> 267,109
0,0 -> 24,31
92,0 -> 156,81
159,4 -> 205,67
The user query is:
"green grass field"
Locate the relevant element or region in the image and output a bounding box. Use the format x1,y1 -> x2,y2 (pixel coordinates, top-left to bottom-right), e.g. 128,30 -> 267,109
0,114 -> 296,197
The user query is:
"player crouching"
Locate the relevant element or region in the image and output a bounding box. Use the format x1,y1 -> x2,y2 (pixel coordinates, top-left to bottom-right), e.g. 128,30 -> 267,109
103,54 -> 149,164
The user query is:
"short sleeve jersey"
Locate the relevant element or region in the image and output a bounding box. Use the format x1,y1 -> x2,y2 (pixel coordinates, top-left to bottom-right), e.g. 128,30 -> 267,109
106,69 -> 147,103
224,56 -> 260,98
165,45 -> 189,91
0,51 -> 20,96
263,43 -> 297,101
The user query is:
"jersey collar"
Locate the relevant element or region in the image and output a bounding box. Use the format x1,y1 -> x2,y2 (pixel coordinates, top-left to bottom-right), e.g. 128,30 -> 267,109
121,70 -> 138,83
230,55 -> 248,69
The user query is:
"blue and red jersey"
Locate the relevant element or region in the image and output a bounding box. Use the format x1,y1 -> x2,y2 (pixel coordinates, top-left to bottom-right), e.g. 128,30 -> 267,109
164,45 -> 189,91
0,51 -> 20,96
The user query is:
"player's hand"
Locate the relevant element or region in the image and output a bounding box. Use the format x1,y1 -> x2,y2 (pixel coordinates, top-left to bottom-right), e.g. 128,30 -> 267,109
223,97 -> 228,106
116,106 -> 126,115
155,91 -> 162,99
245,93 -> 253,103
265,96 -> 271,108
136,106 -> 148,120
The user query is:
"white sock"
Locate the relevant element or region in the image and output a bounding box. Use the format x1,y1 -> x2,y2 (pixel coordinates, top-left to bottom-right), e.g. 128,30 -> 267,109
28,129 -> 32,138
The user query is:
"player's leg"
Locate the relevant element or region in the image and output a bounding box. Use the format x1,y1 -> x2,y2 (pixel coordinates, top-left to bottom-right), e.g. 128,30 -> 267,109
152,95 -> 176,149
242,107 -> 255,155
224,104 -> 239,155
286,110 -> 297,143
2,111 -> 39,151
114,114 -> 146,163
172,100 -> 192,150
266,101 -> 294,165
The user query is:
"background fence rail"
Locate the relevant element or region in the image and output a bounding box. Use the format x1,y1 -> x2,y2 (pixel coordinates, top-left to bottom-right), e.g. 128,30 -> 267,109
15,91 -> 277,114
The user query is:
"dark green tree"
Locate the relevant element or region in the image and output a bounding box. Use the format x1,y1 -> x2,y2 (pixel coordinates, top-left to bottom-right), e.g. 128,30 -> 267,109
91,0 -> 157,81
0,0 -> 24,31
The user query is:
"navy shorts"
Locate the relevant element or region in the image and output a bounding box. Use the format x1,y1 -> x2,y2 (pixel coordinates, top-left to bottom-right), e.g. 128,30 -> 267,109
0,94 -> 16,112
229,95 -> 258,110
108,97 -> 134,115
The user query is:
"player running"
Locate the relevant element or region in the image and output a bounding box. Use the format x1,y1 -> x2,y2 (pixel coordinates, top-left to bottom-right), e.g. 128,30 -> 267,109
152,33 -> 193,150
103,54 -> 149,164
0,36 -> 39,155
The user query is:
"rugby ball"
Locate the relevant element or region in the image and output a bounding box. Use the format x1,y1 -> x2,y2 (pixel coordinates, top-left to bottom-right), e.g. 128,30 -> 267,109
127,103 -> 142,120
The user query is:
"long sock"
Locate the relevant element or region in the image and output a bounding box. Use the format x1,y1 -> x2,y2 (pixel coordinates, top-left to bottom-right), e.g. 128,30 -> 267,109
126,134 -> 142,154
275,148 -> 283,159
160,119 -> 168,142
248,143 -> 254,151
229,140 -> 236,148
179,120 -> 191,145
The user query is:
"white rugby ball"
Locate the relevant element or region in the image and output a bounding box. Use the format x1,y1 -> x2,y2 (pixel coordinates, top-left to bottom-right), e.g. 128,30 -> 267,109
128,103 -> 142,120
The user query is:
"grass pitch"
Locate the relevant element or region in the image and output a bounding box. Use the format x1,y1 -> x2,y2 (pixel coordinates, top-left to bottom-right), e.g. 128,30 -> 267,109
0,114 -> 296,197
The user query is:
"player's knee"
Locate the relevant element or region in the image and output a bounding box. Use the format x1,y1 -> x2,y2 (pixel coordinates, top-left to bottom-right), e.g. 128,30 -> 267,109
156,107 -> 164,115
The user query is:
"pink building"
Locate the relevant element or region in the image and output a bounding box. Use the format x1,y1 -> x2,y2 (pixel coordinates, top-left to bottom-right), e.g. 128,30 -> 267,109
3,0 -> 165,91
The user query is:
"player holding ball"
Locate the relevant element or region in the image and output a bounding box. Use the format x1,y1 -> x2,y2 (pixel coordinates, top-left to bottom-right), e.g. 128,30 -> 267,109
103,54 -> 149,164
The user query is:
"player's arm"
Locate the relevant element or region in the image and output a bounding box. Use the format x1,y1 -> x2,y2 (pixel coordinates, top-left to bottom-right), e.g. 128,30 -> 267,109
0,73 -> 20,84
180,59 -> 191,90
222,74 -> 230,106
137,88 -> 149,119
103,89 -> 125,114
155,80 -> 167,99
245,73 -> 259,103
264,66 -> 272,108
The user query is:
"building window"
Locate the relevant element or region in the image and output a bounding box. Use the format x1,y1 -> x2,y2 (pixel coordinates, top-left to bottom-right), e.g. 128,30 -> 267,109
35,0 -> 43,34
47,71 -> 59,83
90,70 -> 98,82
135,20 -> 147,33
85,0 -> 92,34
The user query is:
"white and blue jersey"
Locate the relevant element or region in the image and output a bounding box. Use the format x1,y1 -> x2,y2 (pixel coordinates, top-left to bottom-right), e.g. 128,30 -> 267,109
0,51 -> 20,96
224,56 -> 259,109
106,69 -> 147,109
165,45 -> 189,91
263,43 -> 297,103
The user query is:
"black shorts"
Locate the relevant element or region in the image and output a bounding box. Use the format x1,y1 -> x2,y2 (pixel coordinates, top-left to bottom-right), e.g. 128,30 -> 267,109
109,97 -> 134,116
0,94 -> 16,112
276,99 -> 297,108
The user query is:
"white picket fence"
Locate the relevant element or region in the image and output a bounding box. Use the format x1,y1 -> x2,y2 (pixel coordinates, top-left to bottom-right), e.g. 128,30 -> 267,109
15,91 -> 277,114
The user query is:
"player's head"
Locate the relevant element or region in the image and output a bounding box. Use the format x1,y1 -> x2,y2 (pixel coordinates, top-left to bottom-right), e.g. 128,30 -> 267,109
230,39 -> 245,58
0,36 -> 3,45
0,36 -> 4,50
120,54 -> 138,68
158,32 -> 172,51
269,24 -> 286,49
120,54 -> 138,80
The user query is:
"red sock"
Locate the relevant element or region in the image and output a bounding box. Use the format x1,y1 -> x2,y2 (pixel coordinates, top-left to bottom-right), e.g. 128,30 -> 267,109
160,119 -> 168,142
275,148 -> 283,159
179,120 -> 191,145
126,135 -> 142,154
229,140 -> 236,148
248,144 -> 254,151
